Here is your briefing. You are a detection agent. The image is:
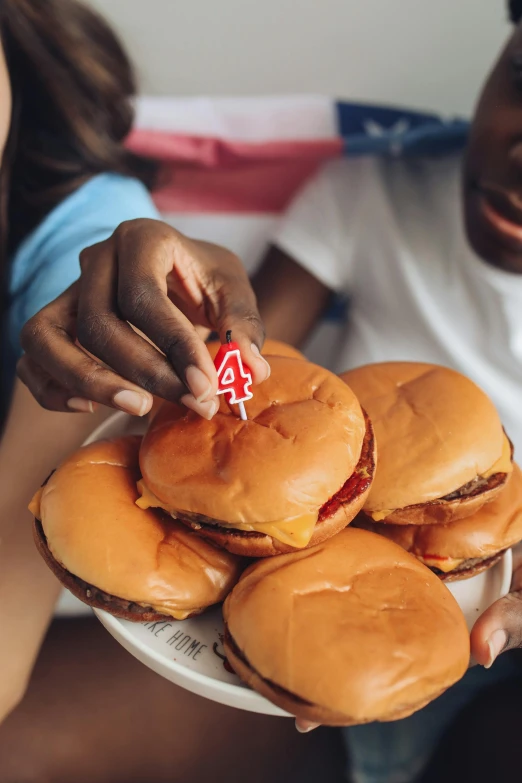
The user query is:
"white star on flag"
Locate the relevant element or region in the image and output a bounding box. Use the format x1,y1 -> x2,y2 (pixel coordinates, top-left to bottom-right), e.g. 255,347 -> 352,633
362,118 -> 411,155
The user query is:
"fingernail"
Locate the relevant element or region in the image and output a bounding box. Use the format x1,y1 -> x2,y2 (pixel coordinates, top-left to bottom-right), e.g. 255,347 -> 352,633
485,629 -> 507,668
185,365 -> 213,403
113,390 -> 151,417
250,344 -> 271,380
295,722 -> 315,734
67,397 -> 95,413
181,395 -> 218,421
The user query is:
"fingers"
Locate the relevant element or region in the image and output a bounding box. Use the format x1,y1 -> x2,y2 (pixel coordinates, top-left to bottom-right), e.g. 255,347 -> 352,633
78,239 -> 218,419
243,341 -> 272,384
17,261 -> 212,419
218,311 -> 270,386
471,548 -> 522,667
111,225 -> 269,401
295,720 -> 321,734
112,223 -> 220,402
188,245 -> 268,384
19,286 -> 153,416
470,593 -> 522,667
16,354 -> 96,414
210,271 -> 268,383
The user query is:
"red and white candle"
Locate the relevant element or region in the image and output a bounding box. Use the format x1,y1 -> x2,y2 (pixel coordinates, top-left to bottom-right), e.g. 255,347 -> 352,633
213,331 -> 253,420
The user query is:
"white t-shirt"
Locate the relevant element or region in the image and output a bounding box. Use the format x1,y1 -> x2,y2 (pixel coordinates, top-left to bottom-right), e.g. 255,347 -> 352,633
274,154 -> 522,455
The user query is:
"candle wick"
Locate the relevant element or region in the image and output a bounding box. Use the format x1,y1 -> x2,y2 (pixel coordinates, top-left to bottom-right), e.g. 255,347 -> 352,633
226,330 -> 232,344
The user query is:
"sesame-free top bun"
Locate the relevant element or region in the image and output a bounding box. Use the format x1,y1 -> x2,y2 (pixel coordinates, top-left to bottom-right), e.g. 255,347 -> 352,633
138,357 -> 375,557
340,362 -> 513,525
30,436 -> 242,621
223,528 -> 469,725
206,338 -> 305,362
355,463 -> 522,581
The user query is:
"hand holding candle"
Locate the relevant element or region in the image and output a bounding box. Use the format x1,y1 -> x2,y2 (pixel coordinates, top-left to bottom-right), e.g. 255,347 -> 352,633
16,220 -> 270,420
213,331 -> 253,420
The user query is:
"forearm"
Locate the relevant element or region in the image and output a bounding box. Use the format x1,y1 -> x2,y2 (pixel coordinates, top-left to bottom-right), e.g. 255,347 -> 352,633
252,245 -> 331,347
0,509 -> 61,721
0,382 -> 111,721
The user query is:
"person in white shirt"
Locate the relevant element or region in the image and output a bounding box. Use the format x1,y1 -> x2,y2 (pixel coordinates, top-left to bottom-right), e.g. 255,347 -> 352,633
250,2 -> 522,780
266,151 -> 522,460
257,143 -> 522,465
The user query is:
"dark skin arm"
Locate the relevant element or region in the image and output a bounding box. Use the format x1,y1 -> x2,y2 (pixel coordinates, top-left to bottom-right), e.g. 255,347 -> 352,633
252,245 -> 331,347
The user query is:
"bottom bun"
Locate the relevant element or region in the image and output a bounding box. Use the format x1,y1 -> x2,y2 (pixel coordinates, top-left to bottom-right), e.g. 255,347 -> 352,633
33,518 -> 173,622
180,412 -> 376,557
223,627 -> 447,725
223,528 -> 469,725
372,469 -> 510,526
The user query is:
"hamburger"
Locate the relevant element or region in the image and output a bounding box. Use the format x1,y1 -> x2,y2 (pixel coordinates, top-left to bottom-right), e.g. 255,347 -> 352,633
30,436 -> 242,621
223,528 -> 470,725
206,337 -> 305,362
354,463 -> 522,581
137,356 -> 376,557
340,362 -> 513,525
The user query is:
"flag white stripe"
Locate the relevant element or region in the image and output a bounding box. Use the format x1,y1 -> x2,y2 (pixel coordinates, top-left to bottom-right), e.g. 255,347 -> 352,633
134,95 -> 337,142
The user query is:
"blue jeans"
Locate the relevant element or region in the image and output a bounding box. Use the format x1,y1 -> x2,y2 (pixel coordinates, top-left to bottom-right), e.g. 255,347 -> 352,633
342,655 -> 521,783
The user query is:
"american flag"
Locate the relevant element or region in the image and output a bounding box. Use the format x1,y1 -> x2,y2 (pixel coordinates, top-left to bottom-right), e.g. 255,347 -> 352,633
127,96 -> 469,364
129,97 -> 468,270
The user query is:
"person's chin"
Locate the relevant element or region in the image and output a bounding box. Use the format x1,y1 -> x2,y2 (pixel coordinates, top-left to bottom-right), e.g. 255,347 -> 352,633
464,195 -> 522,274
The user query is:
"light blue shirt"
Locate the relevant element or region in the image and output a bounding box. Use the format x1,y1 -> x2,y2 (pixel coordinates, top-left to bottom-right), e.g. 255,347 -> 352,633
4,173 -> 159,404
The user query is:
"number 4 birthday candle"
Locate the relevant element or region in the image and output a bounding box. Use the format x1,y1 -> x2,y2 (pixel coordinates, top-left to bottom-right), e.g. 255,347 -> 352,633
213,331 -> 253,420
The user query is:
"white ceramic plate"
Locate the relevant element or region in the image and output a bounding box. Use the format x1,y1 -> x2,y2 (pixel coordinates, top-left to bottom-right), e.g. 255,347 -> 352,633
84,412 -> 289,716
83,412 -> 512,715
94,603 -> 289,716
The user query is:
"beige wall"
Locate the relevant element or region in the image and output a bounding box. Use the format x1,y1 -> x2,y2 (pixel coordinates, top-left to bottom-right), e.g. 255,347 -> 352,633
88,0 -> 509,116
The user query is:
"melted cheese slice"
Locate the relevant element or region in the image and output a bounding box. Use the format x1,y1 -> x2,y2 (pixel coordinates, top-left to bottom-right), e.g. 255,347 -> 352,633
369,434 -> 513,522
417,555 -> 466,573
136,480 -> 170,511
482,434 -> 513,478
371,508 -> 394,522
136,480 -> 317,548
209,514 -> 318,548
139,603 -> 198,620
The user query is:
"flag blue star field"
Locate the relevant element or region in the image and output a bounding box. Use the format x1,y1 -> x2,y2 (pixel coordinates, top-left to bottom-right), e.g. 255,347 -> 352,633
336,102 -> 469,156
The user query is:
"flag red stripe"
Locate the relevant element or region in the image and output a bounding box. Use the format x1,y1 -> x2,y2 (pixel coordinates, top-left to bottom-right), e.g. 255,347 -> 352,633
126,130 -> 342,213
